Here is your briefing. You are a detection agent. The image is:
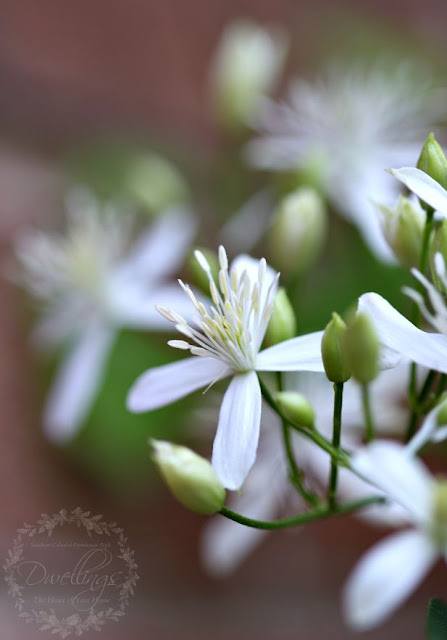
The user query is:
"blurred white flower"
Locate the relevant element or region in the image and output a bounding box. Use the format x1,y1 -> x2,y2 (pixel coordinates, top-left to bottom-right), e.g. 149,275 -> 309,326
343,440 -> 447,630
14,189 -> 196,442
210,21 -> 288,130
201,365 -> 410,576
127,247 -> 325,490
247,62 -> 444,260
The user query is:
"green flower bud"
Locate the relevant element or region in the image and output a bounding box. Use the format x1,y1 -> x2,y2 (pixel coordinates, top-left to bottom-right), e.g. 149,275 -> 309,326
269,187 -> 327,275
126,152 -> 189,214
378,196 -> 424,268
187,248 -> 220,293
432,480 -> 447,546
263,288 -> 297,347
274,391 -> 315,428
321,313 -> 351,383
150,439 -> 226,515
210,21 -> 288,130
430,219 -> 447,292
436,393 -> 447,426
417,133 -> 447,191
345,313 -> 379,384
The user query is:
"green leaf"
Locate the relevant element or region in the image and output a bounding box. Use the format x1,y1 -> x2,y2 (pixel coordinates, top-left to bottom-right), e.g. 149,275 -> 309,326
426,598 -> 447,640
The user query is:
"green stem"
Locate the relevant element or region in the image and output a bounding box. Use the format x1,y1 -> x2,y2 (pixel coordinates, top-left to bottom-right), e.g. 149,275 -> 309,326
328,382 -> 344,508
219,496 -> 385,530
406,207 -> 435,435
362,384 -> 375,442
257,375 -> 350,467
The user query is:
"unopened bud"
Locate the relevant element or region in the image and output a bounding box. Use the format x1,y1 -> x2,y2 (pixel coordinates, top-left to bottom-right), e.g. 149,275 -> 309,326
436,393 -> 447,426
150,439 -> 226,515
126,152 -> 189,214
345,313 -> 379,384
275,391 -> 315,428
433,480 -> 447,545
187,248 -> 220,293
321,313 -> 351,383
269,187 -> 327,275
417,133 -> 447,193
264,288 -> 297,347
430,220 -> 447,292
378,196 -> 424,268
211,21 -> 288,130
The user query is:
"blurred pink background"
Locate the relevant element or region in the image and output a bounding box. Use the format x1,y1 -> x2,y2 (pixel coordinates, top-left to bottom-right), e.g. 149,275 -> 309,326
0,1 -> 446,638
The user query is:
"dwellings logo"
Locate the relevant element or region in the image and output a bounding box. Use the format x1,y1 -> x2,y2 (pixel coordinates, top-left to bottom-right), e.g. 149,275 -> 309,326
3,508 -> 139,637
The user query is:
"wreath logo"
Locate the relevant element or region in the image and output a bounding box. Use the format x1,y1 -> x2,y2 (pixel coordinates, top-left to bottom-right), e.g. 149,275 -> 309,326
3,508 -> 139,638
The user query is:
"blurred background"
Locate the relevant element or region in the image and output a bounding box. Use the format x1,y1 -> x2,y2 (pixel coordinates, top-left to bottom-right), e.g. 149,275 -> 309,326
1,1 -> 447,638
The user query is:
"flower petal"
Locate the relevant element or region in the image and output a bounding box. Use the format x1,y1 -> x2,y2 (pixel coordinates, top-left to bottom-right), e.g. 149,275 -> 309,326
359,292 -> 447,373
390,167 -> 447,216
343,529 -> 437,631
127,356 -> 230,413
43,324 -> 114,443
350,440 -> 433,523
212,371 -> 262,490
407,398 -> 447,455
256,331 -> 325,371
118,207 -> 196,282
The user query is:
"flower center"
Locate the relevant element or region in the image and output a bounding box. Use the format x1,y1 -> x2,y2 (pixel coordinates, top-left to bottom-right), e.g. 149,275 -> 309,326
158,246 -> 278,372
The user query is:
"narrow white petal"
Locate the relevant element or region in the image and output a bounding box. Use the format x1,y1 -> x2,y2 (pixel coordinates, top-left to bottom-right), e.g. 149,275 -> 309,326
390,167 -> 447,216
343,529 -> 437,631
212,372 -> 262,490
43,324 -> 114,443
127,357 -> 230,412
118,207 -> 196,282
359,292 -> 447,373
351,441 -> 433,523
256,331 -> 324,372
406,402 -> 444,455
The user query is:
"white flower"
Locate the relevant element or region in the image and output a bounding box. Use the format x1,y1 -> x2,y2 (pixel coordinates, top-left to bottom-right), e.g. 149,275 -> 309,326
127,247 -> 325,490
358,258 -> 447,375
343,440 -> 447,630
246,62 -> 444,260
390,165 -> 447,217
201,365 -> 411,576
211,21 -> 288,129
15,190 -> 196,442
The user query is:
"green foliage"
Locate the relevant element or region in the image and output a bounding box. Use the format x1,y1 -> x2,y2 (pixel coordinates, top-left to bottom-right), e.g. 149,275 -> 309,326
426,598 -> 447,640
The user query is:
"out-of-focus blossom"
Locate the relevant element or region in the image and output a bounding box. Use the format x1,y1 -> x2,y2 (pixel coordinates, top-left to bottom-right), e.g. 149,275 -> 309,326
201,365 -> 410,576
247,62 -> 444,260
210,21 -> 288,130
14,189 -> 196,442
127,247 -> 325,490
343,441 -> 447,630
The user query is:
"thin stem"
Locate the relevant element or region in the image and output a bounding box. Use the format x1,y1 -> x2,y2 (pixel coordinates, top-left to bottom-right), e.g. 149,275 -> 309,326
219,496 -> 385,530
277,372 -> 320,506
362,384 -> 375,442
406,369 -> 438,441
257,375 -> 350,468
406,207 -> 435,434
328,382 -> 344,508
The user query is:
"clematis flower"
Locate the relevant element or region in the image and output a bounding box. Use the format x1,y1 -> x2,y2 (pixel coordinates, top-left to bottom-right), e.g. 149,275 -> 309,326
343,440 -> 447,630
14,190 -> 196,442
201,365 -> 411,576
246,62 -> 444,260
127,247 -> 325,490
358,255 -> 447,374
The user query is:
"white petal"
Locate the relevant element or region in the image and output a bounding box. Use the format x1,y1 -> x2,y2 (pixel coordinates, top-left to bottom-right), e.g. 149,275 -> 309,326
118,207 -> 196,282
127,356 -> 230,412
43,324 -> 114,443
406,402 -> 444,456
219,190 -> 275,253
359,292 -> 447,373
343,529 -> 437,631
212,372 -> 262,490
351,440 -> 433,523
256,331 -> 324,371
390,167 -> 447,216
